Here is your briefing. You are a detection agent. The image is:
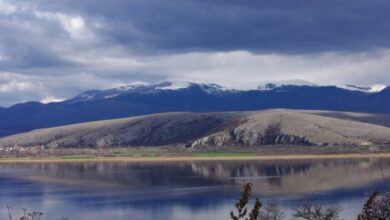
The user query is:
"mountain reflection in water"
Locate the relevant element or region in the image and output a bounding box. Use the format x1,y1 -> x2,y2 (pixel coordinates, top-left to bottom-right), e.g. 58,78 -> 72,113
0,158 -> 389,219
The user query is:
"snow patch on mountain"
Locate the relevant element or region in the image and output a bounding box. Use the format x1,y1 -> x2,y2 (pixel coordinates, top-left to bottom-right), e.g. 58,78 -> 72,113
156,81 -> 190,90
336,84 -> 387,93
104,93 -> 120,99
41,96 -> 65,104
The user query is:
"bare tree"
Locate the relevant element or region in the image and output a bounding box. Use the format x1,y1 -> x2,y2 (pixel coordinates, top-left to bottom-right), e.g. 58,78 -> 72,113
260,201 -> 286,220
5,206 -> 43,220
293,202 -> 341,220
358,192 -> 390,220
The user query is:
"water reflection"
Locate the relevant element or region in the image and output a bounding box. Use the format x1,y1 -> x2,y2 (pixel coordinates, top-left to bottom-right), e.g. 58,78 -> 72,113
189,159 -> 390,195
0,158 -> 389,219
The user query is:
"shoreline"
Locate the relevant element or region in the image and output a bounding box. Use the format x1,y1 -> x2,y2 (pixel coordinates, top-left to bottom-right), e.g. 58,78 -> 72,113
1,152 -> 390,163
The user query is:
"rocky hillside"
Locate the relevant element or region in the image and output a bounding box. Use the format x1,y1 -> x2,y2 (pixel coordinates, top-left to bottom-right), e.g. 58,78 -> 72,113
0,109 -> 390,148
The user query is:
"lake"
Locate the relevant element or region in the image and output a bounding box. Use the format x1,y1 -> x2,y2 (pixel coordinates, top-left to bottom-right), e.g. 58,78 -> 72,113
0,158 -> 389,220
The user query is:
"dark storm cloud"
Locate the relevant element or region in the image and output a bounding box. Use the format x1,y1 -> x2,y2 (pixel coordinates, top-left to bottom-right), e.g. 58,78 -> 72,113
17,0 -> 390,54
1,0 -> 390,106
0,39 -> 75,70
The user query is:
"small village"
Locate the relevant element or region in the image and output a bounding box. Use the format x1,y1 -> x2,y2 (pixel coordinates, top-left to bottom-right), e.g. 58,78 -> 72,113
0,145 -> 47,156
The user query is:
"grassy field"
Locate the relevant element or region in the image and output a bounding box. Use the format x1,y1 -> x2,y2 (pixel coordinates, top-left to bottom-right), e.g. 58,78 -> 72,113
191,152 -> 255,157
1,152 -> 390,163
113,149 -> 167,158
3,146 -> 390,163
60,155 -> 96,160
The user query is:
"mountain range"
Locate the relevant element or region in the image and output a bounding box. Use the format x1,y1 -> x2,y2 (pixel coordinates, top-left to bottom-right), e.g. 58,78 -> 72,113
0,81 -> 390,137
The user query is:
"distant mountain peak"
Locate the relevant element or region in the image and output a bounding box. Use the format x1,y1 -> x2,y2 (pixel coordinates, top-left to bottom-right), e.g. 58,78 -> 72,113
67,81 -> 233,103
115,81 -> 151,91
256,80 -> 387,93
257,80 -> 318,91
114,81 -> 192,92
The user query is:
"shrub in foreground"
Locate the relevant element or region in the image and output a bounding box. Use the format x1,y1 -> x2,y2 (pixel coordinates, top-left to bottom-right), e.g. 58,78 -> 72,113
232,183 -> 390,220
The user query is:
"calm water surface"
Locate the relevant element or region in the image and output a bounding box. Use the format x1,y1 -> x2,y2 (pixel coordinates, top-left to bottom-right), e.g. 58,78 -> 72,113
0,158 -> 390,220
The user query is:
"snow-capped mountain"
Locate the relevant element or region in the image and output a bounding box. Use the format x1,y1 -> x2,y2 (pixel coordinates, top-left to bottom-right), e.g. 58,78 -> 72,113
69,80 -> 388,104
68,81 -> 234,103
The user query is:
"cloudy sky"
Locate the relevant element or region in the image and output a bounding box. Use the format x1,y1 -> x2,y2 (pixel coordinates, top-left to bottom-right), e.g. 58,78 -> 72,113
1,0 -> 390,106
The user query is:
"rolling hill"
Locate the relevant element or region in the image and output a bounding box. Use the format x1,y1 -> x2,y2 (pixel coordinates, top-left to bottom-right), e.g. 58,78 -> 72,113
1,109 -> 389,149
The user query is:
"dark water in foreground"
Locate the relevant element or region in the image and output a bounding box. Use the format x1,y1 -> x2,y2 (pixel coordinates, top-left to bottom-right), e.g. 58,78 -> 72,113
0,158 -> 390,220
